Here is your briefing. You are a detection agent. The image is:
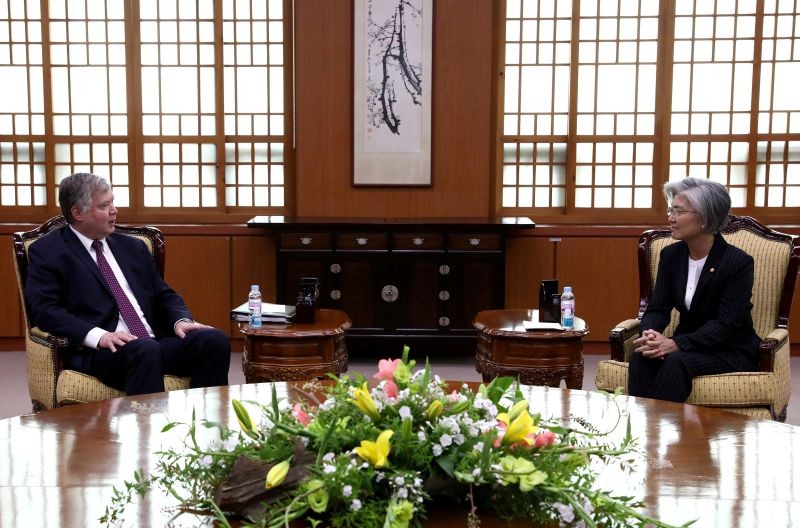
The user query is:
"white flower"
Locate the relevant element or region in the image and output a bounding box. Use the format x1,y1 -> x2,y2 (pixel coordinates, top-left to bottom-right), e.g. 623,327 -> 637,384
468,426 -> 479,437
554,502 -> 575,523
351,499 -> 362,511
454,433 -> 465,445
432,444 -> 443,456
376,473 -> 385,482
399,406 -> 412,419
472,468 -> 481,477
417,431 -> 426,441
394,476 -> 405,486
198,455 -> 213,468
323,464 -> 336,474
474,441 -> 484,452
397,488 -> 408,499
222,437 -> 238,452
439,434 -> 453,447
343,485 -> 352,497
323,452 -> 335,463
300,436 -> 310,447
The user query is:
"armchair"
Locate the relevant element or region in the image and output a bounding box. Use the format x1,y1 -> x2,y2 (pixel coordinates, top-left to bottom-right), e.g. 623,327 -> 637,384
595,215 -> 800,421
13,216 -> 190,411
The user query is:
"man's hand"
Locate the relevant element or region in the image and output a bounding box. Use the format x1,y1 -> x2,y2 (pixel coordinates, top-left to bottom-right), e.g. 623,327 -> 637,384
98,331 -> 139,353
175,320 -> 211,338
633,329 -> 679,359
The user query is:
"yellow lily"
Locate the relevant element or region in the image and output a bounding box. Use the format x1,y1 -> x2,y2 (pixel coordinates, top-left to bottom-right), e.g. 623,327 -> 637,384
426,400 -> 443,419
351,382 -> 380,420
355,429 -> 394,467
507,399 -> 529,421
499,410 -> 538,445
232,399 -> 258,439
265,459 -> 291,489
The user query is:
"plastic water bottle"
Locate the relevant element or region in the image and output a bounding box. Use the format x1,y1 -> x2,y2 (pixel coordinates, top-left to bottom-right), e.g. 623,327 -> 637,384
560,286 -> 575,330
248,284 -> 262,328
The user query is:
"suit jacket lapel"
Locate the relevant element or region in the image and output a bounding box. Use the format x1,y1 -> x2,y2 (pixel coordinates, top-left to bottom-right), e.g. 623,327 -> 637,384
62,227 -> 110,293
693,233 -> 727,305
674,242 -> 690,309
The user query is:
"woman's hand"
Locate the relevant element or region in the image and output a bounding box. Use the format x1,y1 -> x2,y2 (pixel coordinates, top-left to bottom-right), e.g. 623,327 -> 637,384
633,329 -> 679,359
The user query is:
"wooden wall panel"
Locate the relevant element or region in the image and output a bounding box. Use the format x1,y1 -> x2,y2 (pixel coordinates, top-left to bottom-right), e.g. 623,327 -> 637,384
553,238 -> 641,342
164,236 -> 231,335
1,248 -> 22,336
505,238 -> 555,309
230,235 -> 278,336
294,0 -> 492,218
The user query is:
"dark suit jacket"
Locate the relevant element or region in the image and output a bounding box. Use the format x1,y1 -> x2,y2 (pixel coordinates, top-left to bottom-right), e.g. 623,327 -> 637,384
25,226 -> 192,356
642,233 -> 760,372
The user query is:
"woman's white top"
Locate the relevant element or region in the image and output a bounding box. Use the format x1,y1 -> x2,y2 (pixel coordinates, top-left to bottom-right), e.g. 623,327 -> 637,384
685,254 -> 708,309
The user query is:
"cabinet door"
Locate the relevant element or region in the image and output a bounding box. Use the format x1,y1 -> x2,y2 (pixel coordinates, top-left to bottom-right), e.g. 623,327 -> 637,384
388,253 -> 443,332
445,253 -> 504,330
333,253 -> 387,330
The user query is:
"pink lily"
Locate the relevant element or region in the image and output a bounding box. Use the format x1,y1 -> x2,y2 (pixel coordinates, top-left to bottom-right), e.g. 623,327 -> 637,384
292,403 -> 311,426
534,430 -> 557,447
384,379 -> 399,400
374,358 -> 402,381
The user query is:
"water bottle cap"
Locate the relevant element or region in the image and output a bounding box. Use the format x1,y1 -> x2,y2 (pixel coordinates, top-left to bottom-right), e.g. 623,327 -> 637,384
564,286 -> 572,293
251,284 -> 259,290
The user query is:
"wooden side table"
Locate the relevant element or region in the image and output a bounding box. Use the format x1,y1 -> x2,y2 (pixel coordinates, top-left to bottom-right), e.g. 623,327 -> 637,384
238,309 -> 352,382
473,309 -> 589,389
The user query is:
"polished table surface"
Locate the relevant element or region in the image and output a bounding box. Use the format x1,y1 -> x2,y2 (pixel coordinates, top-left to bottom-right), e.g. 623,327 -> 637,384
2,382 -> 800,527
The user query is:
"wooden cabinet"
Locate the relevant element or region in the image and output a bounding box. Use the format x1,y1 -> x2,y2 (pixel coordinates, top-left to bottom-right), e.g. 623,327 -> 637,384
250,217 -> 533,356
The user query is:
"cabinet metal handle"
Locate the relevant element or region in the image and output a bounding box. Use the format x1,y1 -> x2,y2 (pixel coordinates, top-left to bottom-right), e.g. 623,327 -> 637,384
381,285 -> 399,302
469,238 -> 481,246
330,289 -> 342,300
438,290 -> 450,301
301,237 -> 312,245
356,237 -> 368,246
412,237 -> 424,246
439,264 -> 450,275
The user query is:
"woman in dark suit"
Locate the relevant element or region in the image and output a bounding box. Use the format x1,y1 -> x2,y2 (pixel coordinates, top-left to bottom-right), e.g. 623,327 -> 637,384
628,177 -> 761,403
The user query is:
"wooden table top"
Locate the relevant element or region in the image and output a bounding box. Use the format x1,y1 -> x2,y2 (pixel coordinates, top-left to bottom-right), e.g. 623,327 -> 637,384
238,308 -> 352,337
474,309 -> 589,337
2,382 -> 799,527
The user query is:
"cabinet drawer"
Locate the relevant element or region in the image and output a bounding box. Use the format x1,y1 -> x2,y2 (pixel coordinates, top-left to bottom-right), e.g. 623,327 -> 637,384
281,232 -> 332,249
448,234 -> 501,251
336,233 -> 389,250
393,233 -> 444,250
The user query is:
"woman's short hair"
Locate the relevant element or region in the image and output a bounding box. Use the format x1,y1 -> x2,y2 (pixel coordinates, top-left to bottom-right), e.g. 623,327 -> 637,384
58,173 -> 110,224
663,177 -> 731,233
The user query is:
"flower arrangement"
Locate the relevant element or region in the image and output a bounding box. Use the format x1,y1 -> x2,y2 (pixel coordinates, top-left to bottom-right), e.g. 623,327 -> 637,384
102,347 -> 690,528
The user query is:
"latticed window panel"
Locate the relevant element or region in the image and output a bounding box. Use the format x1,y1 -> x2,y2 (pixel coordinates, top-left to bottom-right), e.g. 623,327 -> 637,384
503,0 -> 572,137
501,142 -> 566,208
0,141 -> 46,206
575,0 -> 659,135
53,142 -> 130,206
222,0 -> 285,136
139,0 -> 215,136
758,3 -> 800,134
671,0 -> 756,135
755,141 -> 800,207
0,0 -> 45,135
575,142 -> 654,208
49,0 -> 127,136
224,142 -> 284,207
142,143 -> 217,207
668,141 -> 749,207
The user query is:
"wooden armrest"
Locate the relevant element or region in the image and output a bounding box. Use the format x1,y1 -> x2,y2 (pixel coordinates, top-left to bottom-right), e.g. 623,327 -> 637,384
30,326 -> 70,372
758,328 -> 788,373
609,318 -> 640,361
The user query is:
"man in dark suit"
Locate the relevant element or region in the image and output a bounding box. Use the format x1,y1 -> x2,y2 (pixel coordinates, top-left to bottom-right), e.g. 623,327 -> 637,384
628,177 -> 760,403
25,173 -> 230,395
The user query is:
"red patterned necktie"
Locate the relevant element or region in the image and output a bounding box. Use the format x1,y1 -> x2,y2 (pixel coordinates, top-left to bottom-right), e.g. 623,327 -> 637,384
92,240 -> 151,339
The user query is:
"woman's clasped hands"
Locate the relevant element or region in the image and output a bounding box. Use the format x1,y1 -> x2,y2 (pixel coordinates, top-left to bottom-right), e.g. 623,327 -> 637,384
633,329 -> 679,359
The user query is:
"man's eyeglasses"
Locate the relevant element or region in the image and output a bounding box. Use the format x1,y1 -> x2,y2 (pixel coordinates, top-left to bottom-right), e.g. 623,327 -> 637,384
667,207 -> 697,217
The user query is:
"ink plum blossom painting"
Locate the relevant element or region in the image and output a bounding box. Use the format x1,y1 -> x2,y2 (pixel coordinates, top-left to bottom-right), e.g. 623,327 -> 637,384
354,0 -> 433,185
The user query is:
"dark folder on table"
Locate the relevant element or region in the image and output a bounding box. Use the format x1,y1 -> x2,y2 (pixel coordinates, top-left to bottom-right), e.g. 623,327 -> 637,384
230,302 -> 296,323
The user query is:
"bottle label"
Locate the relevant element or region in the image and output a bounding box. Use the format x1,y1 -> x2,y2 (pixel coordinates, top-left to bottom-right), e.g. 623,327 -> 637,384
249,299 -> 262,327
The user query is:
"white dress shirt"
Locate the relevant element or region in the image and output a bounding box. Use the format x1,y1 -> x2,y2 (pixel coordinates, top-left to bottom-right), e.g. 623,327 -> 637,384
684,254 -> 708,310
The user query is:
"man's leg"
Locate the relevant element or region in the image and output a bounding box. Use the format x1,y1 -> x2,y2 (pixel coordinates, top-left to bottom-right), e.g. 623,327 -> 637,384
89,338 -> 166,395
160,328 -> 230,388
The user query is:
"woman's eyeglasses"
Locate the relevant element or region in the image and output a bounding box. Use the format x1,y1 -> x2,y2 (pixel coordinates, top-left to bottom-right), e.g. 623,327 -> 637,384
667,207 -> 697,217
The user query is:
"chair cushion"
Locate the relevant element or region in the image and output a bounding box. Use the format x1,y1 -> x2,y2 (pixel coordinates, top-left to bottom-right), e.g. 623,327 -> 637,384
57,370 -> 191,405
595,359 -> 782,406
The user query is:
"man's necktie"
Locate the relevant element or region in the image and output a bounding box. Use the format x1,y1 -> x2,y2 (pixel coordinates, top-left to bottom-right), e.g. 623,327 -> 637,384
92,240 -> 151,339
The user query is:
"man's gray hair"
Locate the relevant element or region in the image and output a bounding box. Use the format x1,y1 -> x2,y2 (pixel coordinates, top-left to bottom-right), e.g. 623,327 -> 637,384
664,177 -> 731,233
58,173 -> 110,224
